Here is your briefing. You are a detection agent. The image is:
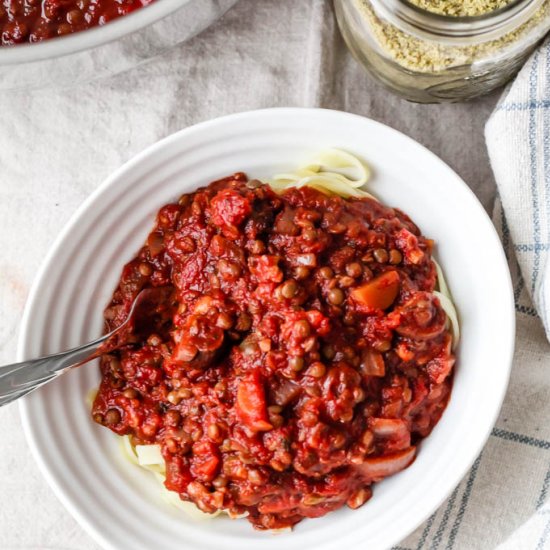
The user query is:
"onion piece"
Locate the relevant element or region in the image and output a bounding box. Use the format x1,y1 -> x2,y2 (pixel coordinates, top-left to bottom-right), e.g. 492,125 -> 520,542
369,418 -> 408,438
295,253 -> 317,267
359,349 -> 385,377
357,447 -> 416,482
135,444 -> 164,466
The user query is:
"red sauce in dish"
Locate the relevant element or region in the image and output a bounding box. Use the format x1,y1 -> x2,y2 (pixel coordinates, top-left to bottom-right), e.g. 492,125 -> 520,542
0,0 -> 154,45
92,174 -> 455,530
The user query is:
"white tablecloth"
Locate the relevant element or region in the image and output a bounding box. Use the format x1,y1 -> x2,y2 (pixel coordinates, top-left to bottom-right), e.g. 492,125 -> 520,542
0,1 -> 517,548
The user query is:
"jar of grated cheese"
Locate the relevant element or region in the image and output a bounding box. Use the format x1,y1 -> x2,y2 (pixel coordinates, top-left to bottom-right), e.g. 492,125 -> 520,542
335,0 -> 550,102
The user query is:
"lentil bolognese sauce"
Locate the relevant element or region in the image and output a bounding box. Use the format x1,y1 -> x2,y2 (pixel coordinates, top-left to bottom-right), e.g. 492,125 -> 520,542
92,154 -> 456,530
0,0 -> 154,45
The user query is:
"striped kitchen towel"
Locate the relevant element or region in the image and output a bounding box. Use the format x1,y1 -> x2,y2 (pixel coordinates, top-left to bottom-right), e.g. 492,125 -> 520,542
486,39 -> 550,339
396,40 -> 550,550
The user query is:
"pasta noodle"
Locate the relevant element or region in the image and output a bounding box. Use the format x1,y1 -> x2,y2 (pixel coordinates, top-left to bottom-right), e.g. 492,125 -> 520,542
269,148 -> 376,199
433,259 -> 460,348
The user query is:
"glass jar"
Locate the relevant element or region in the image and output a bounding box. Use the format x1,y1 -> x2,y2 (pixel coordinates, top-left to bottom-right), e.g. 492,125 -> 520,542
334,0 -> 550,102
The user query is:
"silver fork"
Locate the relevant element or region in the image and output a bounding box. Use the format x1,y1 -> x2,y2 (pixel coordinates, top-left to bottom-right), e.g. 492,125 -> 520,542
0,287 -> 170,408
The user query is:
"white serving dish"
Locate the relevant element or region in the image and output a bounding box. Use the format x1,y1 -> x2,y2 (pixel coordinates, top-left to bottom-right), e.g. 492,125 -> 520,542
18,108 -> 515,550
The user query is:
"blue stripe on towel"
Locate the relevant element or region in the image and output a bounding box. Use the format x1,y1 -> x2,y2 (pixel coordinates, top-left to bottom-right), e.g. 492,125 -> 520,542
430,486 -> 460,550
514,273 -> 525,304
492,428 -> 550,450
536,515 -> 550,549
445,455 -> 483,550
529,51 -> 541,295
537,462 -> 550,510
516,304 -> 540,316
541,47 -> 550,330
514,243 -> 550,252
496,99 -> 550,112
417,513 -> 437,550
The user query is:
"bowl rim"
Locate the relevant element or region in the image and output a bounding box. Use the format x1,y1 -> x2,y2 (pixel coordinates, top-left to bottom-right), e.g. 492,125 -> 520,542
17,107 -> 516,550
0,0 -> 188,65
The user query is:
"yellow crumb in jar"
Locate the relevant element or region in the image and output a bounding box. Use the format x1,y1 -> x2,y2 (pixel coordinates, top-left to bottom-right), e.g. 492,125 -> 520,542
407,0 -> 513,17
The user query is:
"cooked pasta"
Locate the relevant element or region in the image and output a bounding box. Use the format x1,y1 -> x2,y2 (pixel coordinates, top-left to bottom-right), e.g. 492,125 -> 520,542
269,148 -> 376,199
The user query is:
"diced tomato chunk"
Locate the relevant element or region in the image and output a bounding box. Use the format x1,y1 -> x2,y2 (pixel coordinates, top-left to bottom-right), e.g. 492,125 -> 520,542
164,455 -> 192,493
210,189 -> 252,238
236,370 -> 272,432
426,350 -> 455,384
191,441 -> 221,481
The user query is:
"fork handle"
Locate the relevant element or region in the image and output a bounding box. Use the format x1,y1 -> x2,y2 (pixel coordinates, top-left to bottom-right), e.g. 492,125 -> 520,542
0,335 -> 107,408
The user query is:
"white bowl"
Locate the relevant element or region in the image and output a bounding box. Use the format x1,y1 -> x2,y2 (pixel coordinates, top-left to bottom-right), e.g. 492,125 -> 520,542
18,108 -> 515,550
0,0 -> 238,90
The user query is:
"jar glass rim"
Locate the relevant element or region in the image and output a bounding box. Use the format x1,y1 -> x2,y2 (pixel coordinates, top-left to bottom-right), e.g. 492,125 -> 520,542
372,0 -> 544,37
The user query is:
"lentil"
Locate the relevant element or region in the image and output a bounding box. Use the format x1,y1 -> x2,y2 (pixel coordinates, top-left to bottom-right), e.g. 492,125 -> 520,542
294,319 -> 311,339
166,438 -> 179,454
281,279 -> 298,298
295,266 -> 311,280
322,345 -> 336,360
328,288 -> 345,305
345,262 -> 363,278
191,428 -> 203,442
289,356 -> 305,372
216,312 -> 233,330
339,275 -> 355,288
389,249 -> 403,265
164,410 -> 181,427
104,408 -> 121,425
373,339 -> 392,352
139,262 -> 153,277
207,423 -> 221,440
123,388 -> 139,399
307,362 -> 327,378
373,248 -> 389,264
